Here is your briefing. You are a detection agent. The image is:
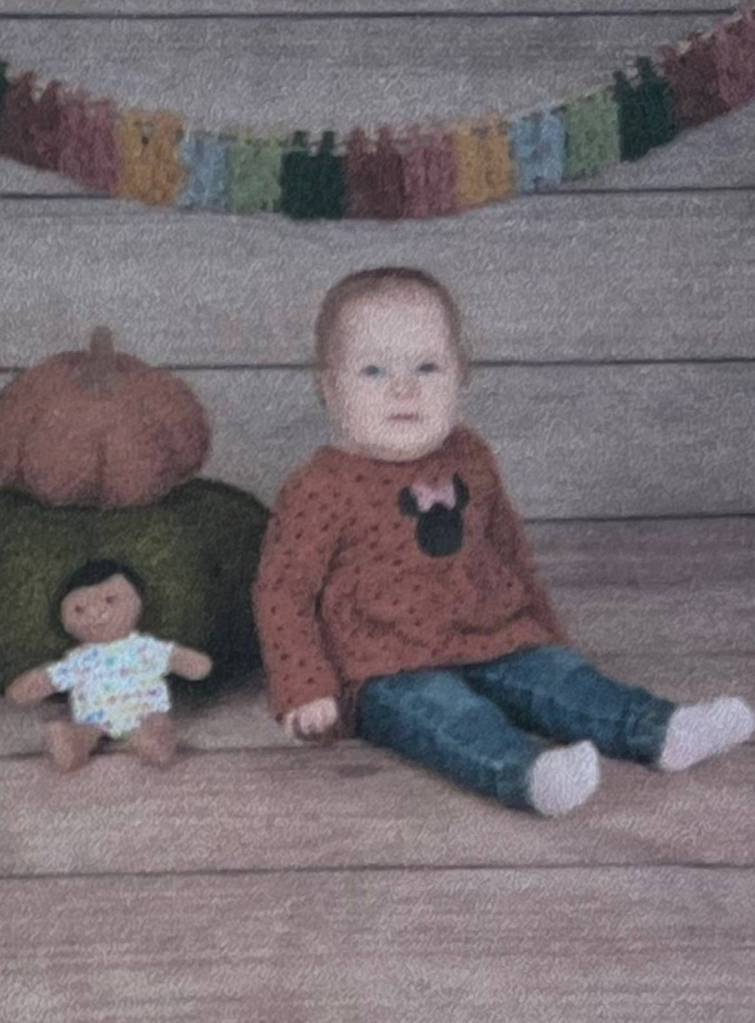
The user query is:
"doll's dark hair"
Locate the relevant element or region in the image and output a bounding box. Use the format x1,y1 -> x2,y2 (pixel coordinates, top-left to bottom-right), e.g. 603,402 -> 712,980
57,559 -> 146,610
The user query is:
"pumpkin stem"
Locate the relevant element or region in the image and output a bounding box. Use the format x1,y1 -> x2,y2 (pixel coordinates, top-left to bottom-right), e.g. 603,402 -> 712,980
80,326 -> 118,395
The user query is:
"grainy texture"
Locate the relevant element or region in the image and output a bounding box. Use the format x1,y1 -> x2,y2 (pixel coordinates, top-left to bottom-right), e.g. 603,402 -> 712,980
0,1 -> 738,13
1,193 -> 754,366
111,363 -> 755,516
0,5 -> 753,1021
0,744 -> 752,875
1,869 -> 753,1023
6,364 -> 748,516
0,14 -> 726,135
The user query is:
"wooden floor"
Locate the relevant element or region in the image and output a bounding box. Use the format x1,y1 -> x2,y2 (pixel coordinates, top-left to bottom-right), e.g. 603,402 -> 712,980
1,518 -> 753,1022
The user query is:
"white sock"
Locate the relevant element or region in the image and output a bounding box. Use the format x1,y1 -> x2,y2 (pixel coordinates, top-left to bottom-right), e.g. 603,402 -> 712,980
527,740 -> 601,817
658,696 -> 754,772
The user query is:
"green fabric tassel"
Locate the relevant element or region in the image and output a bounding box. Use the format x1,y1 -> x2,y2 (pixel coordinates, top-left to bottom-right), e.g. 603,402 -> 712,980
228,135 -> 284,214
316,130 -> 346,219
614,57 -> 678,162
563,87 -> 621,180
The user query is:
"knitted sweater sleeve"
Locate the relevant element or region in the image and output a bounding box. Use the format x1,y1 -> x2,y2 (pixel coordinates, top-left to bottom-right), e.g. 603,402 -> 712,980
251,465 -> 344,720
472,434 -> 569,645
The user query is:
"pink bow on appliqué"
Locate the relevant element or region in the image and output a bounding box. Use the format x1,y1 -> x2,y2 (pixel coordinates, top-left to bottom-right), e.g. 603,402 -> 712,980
410,478 -> 456,512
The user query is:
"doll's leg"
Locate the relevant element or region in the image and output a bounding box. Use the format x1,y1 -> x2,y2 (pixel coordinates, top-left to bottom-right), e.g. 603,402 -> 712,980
128,713 -> 177,767
45,720 -> 105,772
356,668 -> 600,815
465,646 -> 754,770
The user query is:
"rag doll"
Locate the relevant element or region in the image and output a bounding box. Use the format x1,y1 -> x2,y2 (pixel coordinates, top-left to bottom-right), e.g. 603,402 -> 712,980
252,265 -> 754,817
6,559 -> 212,770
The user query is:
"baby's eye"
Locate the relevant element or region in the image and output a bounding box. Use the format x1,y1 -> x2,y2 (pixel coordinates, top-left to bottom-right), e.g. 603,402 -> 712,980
106,596 -> 116,605
417,362 -> 440,374
360,365 -> 384,377
75,606 -> 84,614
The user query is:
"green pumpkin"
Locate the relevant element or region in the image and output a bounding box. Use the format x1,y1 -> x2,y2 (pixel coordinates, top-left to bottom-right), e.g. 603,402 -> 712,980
0,478 -> 270,703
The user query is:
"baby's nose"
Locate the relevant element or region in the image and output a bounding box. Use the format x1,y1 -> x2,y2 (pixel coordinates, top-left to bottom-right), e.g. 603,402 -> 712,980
389,375 -> 419,397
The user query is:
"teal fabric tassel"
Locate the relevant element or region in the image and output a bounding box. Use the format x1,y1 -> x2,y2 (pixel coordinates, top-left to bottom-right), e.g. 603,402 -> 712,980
280,130 -> 315,219
316,130 -> 346,219
614,57 -> 678,162
280,130 -> 346,219
178,131 -> 230,211
228,136 -> 283,214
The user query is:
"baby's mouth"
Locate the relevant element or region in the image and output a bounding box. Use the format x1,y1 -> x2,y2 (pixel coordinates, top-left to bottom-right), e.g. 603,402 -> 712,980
388,413 -> 420,421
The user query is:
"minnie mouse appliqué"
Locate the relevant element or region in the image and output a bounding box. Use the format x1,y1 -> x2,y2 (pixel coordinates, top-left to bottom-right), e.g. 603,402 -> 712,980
398,472 -> 470,557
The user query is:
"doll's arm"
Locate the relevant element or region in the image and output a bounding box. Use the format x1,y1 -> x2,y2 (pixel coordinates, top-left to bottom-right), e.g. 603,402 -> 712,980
169,646 -> 213,681
6,667 -> 56,706
252,467 -> 345,727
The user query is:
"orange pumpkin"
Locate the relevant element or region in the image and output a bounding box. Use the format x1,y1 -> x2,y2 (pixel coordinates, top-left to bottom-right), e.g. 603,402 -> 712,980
0,328 -> 210,508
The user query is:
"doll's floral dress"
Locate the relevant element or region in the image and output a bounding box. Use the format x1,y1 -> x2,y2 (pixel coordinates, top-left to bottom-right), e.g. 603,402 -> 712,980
48,632 -> 175,739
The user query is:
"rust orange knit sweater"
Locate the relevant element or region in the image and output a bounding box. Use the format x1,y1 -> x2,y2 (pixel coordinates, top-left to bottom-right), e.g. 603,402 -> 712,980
252,424 -> 567,725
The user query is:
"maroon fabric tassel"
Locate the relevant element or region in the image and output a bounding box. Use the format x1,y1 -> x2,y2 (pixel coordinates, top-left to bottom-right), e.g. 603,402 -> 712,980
344,127 -> 376,217
714,9 -> 755,110
30,80 -> 65,170
659,33 -> 729,128
345,126 -> 404,219
424,126 -> 457,216
57,90 -> 120,194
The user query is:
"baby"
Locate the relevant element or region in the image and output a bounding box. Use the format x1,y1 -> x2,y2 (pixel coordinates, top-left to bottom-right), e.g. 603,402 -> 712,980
7,559 -> 212,770
252,266 -> 754,816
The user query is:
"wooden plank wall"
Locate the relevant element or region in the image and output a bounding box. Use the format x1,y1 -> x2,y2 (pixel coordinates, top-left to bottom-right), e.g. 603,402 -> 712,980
1,4 -> 754,1022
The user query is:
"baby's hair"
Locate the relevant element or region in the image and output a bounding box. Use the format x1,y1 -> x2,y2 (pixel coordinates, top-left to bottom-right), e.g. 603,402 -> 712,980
57,559 -> 146,610
314,266 -> 471,400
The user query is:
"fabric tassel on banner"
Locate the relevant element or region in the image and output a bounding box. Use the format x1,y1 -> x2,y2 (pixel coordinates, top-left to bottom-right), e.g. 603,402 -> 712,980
57,91 -> 120,194
613,57 -> 677,161
178,130 -> 230,211
345,126 -> 405,219
511,109 -> 565,192
228,136 -> 283,214
0,5 -> 754,222
117,110 -> 186,205
659,32 -> 729,129
399,124 -> 457,218
0,72 -> 64,169
562,87 -> 620,179
479,116 -> 517,202
279,129 -> 345,220
451,121 -> 490,208
714,7 -> 755,109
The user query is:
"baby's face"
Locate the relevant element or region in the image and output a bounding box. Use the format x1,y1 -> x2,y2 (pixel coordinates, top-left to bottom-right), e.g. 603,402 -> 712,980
320,288 -> 464,462
61,574 -> 142,644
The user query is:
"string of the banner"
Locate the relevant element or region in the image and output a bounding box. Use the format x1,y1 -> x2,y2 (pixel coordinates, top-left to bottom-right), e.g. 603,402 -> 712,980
0,6 -> 754,221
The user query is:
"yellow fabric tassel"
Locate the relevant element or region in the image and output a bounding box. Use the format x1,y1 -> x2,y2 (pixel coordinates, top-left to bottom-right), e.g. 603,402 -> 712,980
452,121 -> 488,208
117,110 -> 186,205
480,116 -> 517,200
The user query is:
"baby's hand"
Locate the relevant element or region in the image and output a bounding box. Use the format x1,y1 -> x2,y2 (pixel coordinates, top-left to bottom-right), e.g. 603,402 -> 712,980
283,697 -> 339,744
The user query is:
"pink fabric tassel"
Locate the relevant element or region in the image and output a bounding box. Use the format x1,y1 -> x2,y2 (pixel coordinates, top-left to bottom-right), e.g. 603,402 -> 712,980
400,125 -> 430,218
57,90 -> 120,194
715,9 -> 755,109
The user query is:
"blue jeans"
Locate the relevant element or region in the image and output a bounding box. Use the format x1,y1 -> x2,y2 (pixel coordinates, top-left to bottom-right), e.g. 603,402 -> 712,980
355,646 -> 676,810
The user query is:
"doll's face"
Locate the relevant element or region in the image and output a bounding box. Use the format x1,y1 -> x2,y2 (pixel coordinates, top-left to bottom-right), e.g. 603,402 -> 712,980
319,287 -> 464,462
61,574 -> 142,644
